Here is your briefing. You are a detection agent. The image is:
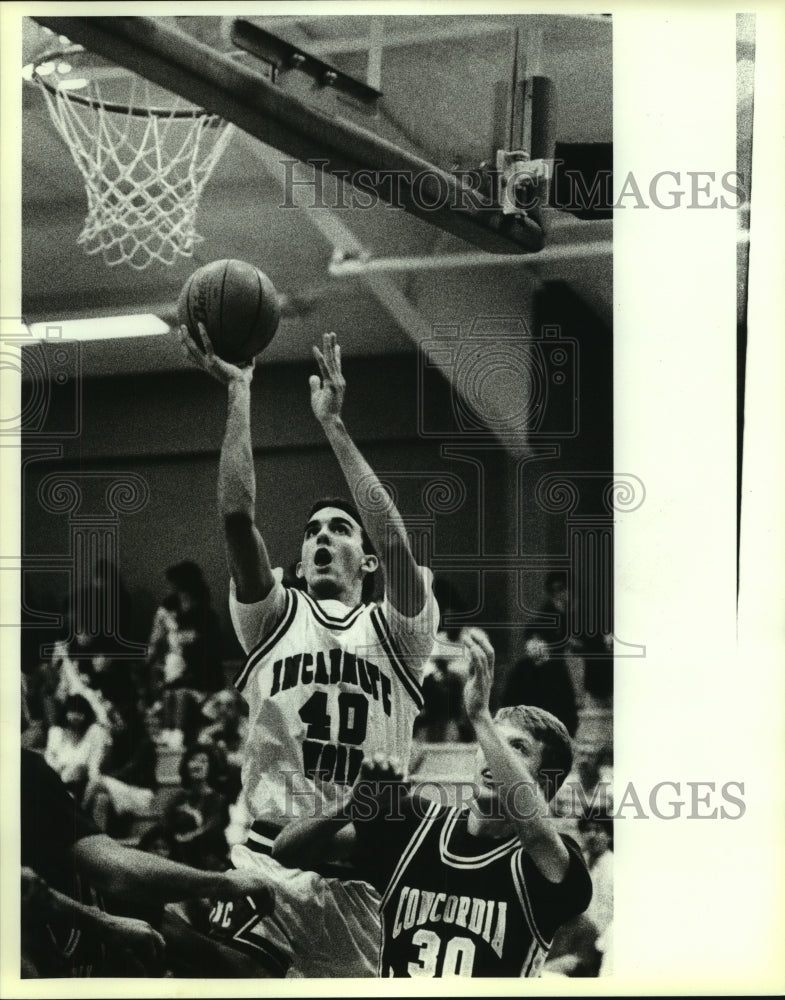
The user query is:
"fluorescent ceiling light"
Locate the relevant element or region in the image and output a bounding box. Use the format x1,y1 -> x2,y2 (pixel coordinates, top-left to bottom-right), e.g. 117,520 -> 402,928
28,314 -> 170,342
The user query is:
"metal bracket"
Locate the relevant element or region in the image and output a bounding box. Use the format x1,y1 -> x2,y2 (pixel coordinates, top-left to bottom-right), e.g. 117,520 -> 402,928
230,19 -> 382,107
496,150 -> 551,218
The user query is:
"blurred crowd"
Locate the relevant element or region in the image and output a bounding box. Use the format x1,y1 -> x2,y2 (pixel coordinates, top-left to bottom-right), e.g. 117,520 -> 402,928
22,559 -> 248,874
20,561 -> 614,977
414,572 -> 613,753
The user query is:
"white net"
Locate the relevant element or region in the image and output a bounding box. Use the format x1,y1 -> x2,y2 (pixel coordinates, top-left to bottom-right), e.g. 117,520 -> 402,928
35,73 -> 234,270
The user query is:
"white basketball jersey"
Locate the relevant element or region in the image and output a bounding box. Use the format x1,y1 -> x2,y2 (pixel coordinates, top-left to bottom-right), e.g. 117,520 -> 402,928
234,588 -> 427,826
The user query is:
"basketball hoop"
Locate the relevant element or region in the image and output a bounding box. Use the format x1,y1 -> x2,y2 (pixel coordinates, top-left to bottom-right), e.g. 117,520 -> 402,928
27,46 -> 234,270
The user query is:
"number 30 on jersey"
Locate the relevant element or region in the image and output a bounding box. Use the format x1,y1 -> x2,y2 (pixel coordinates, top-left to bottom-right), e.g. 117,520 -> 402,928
398,930 -> 475,977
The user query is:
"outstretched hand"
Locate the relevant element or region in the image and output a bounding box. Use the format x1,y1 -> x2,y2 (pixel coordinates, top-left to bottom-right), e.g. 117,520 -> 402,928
350,753 -> 407,809
310,332 -> 345,424
462,628 -> 495,722
221,869 -> 275,917
177,323 -> 255,386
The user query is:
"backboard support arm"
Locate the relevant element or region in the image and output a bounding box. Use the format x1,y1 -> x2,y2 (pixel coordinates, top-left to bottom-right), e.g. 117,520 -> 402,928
33,15 -> 546,254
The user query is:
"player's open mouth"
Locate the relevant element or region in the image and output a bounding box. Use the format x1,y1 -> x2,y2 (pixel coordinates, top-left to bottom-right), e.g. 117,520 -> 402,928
481,769 -> 497,788
314,547 -> 332,567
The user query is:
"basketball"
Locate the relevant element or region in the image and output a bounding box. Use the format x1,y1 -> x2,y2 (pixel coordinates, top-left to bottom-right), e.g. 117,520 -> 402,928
177,259 -> 281,365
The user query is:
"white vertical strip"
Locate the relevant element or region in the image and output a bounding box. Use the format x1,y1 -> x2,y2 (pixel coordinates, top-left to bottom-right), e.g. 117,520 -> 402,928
615,7 -> 739,990
738,3 -> 785,993
366,16 -> 384,91
0,6 -> 23,989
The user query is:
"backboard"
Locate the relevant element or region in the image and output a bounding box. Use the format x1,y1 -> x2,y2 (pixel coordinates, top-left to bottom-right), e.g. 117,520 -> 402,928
27,14 -> 612,257
19,12 -> 613,381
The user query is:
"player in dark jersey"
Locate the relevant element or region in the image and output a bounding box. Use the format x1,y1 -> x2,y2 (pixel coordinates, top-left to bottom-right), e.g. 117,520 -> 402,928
273,630 -> 592,977
20,750 -> 275,977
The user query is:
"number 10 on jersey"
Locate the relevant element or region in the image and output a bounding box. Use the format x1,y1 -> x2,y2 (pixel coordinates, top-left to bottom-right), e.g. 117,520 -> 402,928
299,690 -> 369,784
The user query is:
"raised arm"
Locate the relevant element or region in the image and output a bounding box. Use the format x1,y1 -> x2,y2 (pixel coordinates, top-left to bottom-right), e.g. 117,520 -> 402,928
310,332 -> 427,616
463,630 -> 570,883
178,324 -> 275,603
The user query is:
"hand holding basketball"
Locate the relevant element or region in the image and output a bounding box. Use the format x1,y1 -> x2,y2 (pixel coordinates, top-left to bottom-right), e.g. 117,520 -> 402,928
177,258 -> 280,366
178,323 -> 255,386
310,332 -> 345,425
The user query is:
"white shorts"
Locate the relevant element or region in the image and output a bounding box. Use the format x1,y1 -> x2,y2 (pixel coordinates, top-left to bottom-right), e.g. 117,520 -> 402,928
208,843 -> 381,978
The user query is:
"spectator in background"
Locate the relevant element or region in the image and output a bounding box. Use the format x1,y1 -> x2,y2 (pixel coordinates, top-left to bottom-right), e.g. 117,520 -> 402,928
197,688 -> 247,764
580,632 -> 614,704
43,622 -> 142,731
502,634 -> 578,737
196,688 -> 248,804
90,650 -> 139,716
28,560 -> 147,746
147,562 -> 223,748
544,912 -> 601,977
413,577 -> 474,743
553,744 -> 613,828
579,745 -> 613,813
534,570 -> 613,706
44,694 -> 109,803
578,809 -> 613,939
68,557 -> 140,655
545,804 -> 613,977
414,642 -> 472,743
501,572 -> 578,736
84,700 -> 158,836
533,571 -> 572,646
164,745 -> 230,872
41,628 -> 108,729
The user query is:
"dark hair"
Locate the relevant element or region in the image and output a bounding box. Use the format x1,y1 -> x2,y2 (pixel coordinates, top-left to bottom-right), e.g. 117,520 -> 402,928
306,498 -> 375,555
305,497 -> 378,603
166,561 -> 205,593
178,743 -> 220,788
59,694 -> 96,730
432,577 -> 467,641
493,704 -> 573,799
578,807 -> 614,850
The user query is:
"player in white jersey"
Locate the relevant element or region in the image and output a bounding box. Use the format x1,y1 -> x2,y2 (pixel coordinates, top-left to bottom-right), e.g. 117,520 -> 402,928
232,551 -> 428,828
178,327 -> 438,977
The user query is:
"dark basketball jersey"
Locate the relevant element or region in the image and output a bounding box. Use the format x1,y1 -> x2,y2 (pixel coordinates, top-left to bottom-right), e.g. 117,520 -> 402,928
21,750 -> 109,976
359,795 -> 591,978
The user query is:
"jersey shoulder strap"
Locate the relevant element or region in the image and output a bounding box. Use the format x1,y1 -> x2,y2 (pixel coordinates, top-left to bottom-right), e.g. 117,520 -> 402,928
380,799 -> 447,909
234,588 -> 299,693
369,605 -> 424,711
